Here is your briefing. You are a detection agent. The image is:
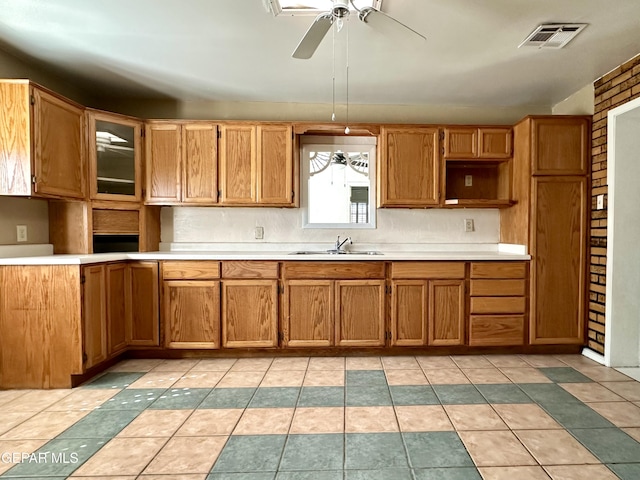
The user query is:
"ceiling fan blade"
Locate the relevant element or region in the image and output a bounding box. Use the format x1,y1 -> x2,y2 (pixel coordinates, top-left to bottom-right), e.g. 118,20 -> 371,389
292,13 -> 333,59
359,7 -> 426,42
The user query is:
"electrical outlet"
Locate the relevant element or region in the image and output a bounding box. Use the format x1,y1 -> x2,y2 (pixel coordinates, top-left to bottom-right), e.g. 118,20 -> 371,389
16,225 -> 27,242
464,219 -> 474,233
255,226 -> 264,240
596,194 -> 604,210
465,174 -> 473,187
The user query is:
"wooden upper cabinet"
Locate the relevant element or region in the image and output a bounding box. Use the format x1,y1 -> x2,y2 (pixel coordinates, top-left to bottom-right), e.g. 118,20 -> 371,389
530,117 -> 590,175
88,110 -> 142,202
219,124 -> 256,204
182,123 -> 218,204
257,124 -> 293,204
146,123 -> 181,203
379,126 -> 440,207
445,127 -> 512,159
0,81 -> 85,198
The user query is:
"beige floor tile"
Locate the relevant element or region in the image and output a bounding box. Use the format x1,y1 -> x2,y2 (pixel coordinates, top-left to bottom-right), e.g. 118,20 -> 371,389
623,427 -> 640,442
137,476 -> 206,480
308,357 -> 345,370
260,369 -> 306,387
416,356 -> 457,369
395,405 -> 453,432
108,359 -> 163,372
70,476 -> 137,479
600,381 -> 640,401
515,429 -> 599,465
0,390 -> 28,407
173,371 -> 225,388
544,464 -> 619,480
385,369 -> 428,386
1,390 -> 73,412
0,412 -> 35,436
445,405 -> 508,431
345,406 -> 399,433
579,366 -> 635,382
451,355 -> 494,369
381,356 -> 420,369
152,359 -> 201,372
492,404 -> 561,430
175,409 -> 243,436
459,430 -> 537,467
554,354 -> 601,368
0,439 -> 49,475
346,357 -> 383,370
588,401 -> 640,427
117,410 -> 191,437
484,355 -> 530,368
269,357 -> 310,371
229,358 -> 274,372
559,383 -> 626,403
303,370 -> 344,386
216,371 -> 265,388
463,368 -> 511,384
290,407 -> 344,434
190,358 -> 237,372
142,436 -> 227,474
233,408 -> 294,435
479,466 -> 552,480
73,437 -> 168,476
500,368 -> 552,384
46,388 -> 119,411
424,368 -> 469,384
0,410 -> 88,440
519,355 -> 567,368
126,371 -> 182,389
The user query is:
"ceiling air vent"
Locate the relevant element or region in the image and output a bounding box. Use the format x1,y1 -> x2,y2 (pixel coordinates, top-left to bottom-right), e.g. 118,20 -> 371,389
518,23 -> 587,49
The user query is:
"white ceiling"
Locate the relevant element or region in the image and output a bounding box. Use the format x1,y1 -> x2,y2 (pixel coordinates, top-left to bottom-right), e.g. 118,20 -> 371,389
1,0 -> 639,108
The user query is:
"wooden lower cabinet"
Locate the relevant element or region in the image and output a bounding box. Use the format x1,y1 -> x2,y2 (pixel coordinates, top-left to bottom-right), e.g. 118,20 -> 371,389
128,261 -> 160,346
282,280 -> 333,347
428,280 -> 465,346
222,280 -> 278,348
164,280 -> 220,349
106,263 -> 127,355
335,280 -> 386,347
82,264 -> 107,370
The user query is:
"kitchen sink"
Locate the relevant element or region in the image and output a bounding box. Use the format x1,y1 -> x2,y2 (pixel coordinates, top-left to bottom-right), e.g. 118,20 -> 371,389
289,250 -> 383,255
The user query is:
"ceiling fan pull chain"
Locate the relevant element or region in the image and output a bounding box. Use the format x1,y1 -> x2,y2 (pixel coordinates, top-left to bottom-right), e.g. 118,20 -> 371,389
332,17 -> 336,122
345,16 -> 350,134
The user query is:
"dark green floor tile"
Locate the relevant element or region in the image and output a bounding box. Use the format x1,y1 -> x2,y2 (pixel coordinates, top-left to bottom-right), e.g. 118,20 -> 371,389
517,383 -> 582,404
280,434 -> 343,471
432,385 -> 486,405
346,370 -> 388,386
212,435 -> 286,473
413,467 -> 482,480
96,388 -> 166,410
345,468 -> 413,480
346,385 -> 392,406
201,388 -> 256,409
57,409 -> 139,439
389,386 -> 439,405
404,432 -> 475,468
345,433 -> 408,470
542,402 -> 615,429
249,387 -> 300,408
476,384 -> 532,404
82,371 -> 144,389
208,473 -> 276,480
539,367 -> 593,383
570,428 -> 640,463
607,463 -> 640,480
277,472 -> 342,480
297,387 -> 344,407
149,387 -> 211,409
2,437 -> 109,477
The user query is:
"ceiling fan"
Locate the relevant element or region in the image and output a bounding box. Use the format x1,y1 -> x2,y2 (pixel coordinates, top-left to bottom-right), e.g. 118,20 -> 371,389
287,0 -> 426,59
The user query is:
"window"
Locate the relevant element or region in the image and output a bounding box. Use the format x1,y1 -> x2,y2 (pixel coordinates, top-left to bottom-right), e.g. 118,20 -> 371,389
301,135 -> 376,229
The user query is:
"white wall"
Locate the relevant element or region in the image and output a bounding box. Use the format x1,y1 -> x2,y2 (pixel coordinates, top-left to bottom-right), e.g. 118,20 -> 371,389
0,197 -> 49,245
552,83 -> 595,115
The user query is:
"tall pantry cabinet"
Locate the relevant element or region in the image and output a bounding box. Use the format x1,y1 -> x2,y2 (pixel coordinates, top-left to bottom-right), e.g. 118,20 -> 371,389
501,116 -> 590,345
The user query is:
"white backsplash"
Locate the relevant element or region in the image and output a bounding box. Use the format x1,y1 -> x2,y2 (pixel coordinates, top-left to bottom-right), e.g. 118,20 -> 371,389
161,207 -> 500,249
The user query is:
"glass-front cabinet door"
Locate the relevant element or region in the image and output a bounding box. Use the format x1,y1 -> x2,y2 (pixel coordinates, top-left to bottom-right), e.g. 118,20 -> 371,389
88,110 -> 142,201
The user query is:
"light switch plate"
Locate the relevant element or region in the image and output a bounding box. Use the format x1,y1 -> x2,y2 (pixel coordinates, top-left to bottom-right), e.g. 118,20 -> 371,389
596,194 -> 604,210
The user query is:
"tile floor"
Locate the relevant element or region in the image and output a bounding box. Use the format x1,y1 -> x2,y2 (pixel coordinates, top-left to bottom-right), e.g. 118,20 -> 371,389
1,354 -> 640,479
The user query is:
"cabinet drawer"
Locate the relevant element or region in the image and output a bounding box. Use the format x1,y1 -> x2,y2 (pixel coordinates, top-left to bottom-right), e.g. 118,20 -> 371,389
391,262 -> 465,279
470,296 -> 526,314
221,261 -> 279,279
162,261 -> 220,280
92,209 -> 139,234
470,262 -> 527,279
469,315 -> 525,346
282,262 -> 385,279
470,279 -> 526,296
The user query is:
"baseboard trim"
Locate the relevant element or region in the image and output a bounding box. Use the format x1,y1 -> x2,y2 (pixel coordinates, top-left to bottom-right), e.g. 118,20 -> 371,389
581,347 -> 605,365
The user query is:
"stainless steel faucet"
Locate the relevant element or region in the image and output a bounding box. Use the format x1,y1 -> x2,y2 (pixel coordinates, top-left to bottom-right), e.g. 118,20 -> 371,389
334,235 -> 352,252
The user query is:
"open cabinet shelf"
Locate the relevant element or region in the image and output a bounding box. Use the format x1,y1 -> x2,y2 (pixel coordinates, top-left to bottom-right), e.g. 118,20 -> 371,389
443,159 -> 513,208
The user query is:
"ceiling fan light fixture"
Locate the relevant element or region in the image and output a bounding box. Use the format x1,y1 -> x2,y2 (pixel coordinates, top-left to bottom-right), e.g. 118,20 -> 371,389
268,0 -> 378,16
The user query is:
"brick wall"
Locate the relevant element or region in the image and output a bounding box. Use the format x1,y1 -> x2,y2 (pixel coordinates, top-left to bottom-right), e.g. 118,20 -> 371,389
589,53 -> 640,354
